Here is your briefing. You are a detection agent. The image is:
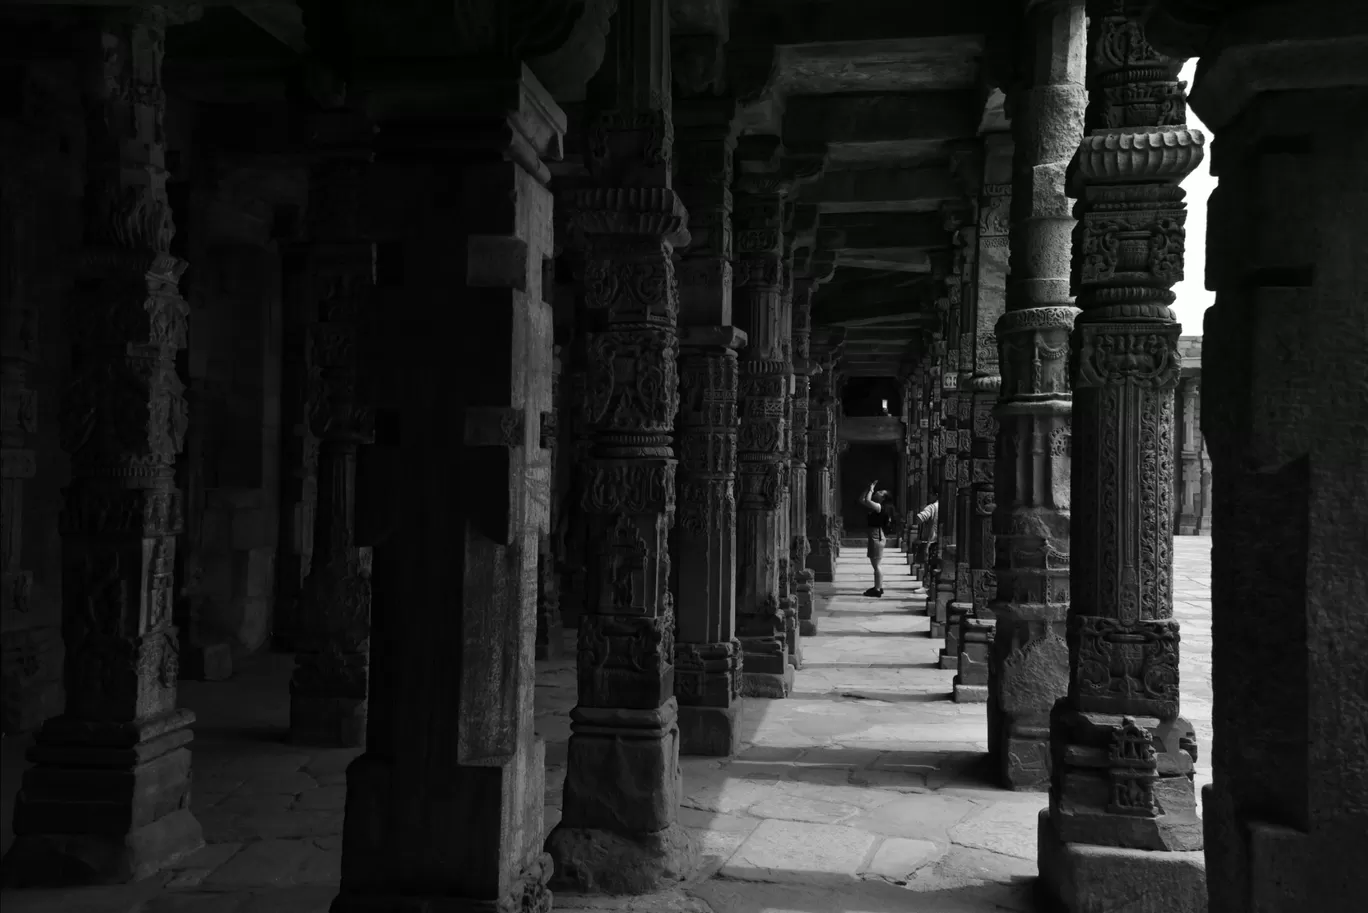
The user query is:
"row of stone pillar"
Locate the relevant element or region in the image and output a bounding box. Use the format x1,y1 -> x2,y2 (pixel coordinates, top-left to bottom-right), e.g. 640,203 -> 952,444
907,0 -> 1211,908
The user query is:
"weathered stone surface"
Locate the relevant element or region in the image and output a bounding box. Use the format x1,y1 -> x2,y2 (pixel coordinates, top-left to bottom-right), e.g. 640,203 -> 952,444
545,823 -> 698,895
719,819 -> 877,884
866,837 -> 941,880
1038,809 -> 1206,913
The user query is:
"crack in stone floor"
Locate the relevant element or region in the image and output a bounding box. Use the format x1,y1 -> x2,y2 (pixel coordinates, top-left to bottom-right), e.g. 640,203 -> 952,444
0,540 -> 1214,913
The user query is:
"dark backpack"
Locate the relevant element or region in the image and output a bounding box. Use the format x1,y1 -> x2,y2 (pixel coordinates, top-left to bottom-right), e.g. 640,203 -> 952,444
879,506 -> 899,533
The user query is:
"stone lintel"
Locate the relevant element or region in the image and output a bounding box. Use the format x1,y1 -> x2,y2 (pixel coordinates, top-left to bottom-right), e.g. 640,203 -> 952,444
1178,8 -> 1368,131
801,166 -> 962,209
784,90 -> 980,148
680,325 -> 748,350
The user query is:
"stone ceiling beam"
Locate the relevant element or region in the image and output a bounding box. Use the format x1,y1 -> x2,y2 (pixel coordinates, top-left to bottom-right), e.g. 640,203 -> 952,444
817,211 -> 949,250
799,166 -> 965,213
731,0 -> 987,45
783,91 -> 981,149
837,252 -> 935,273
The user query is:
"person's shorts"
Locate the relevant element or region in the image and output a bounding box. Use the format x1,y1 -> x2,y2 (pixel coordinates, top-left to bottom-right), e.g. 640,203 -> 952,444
867,530 -> 885,560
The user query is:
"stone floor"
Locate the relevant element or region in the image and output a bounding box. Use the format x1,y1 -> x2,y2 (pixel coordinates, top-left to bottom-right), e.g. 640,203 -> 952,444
0,538 -> 1213,913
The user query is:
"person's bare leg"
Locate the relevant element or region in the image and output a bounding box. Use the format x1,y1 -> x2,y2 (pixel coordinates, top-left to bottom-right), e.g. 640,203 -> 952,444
872,555 -> 884,591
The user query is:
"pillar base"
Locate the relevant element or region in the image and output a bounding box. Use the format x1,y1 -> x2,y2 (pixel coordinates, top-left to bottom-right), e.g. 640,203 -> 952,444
937,650 -> 958,670
545,822 -> 698,895
1037,809 -> 1206,913
2,710 -> 203,886
929,620 -> 947,639
799,619 -> 818,637
289,694 -> 367,748
742,666 -> 794,698
953,683 -> 988,703
1000,732 -> 1051,791
679,703 -> 744,757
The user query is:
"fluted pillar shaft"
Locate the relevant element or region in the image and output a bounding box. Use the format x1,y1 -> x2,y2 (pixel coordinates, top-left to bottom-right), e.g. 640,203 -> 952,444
548,0 -> 699,891
986,0 -> 1086,791
1038,2 -> 1207,907
672,95 -> 745,757
733,177 -> 793,698
1,9 -> 204,886
289,110 -> 377,748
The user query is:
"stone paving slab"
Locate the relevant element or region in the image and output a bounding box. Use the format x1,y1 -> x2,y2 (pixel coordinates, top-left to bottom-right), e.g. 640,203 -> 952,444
0,539 -> 1215,913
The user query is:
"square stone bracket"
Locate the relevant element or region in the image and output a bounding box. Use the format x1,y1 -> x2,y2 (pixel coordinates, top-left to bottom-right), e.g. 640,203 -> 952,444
1037,808 -> 1206,913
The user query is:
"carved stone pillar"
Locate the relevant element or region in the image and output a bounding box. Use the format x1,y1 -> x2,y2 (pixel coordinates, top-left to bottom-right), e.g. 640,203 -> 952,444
1174,374 -> 1203,535
805,339 -> 840,589
0,9 -> 204,885
789,280 -> 815,655
289,110 -> 376,748
942,213 -> 978,666
536,349 -> 565,659
733,173 -> 793,698
776,258 -> 798,670
674,331 -> 744,756
672,93 -> 745,758
930,285 -> 961,641
1147,4 -> 1368,906
922,347 -> 945,590
986,0 -> 1085,791
953,137 -> 1013,703
1037,3 -> 1207,907
546,0 -> 699,891
0,158 -> 62,729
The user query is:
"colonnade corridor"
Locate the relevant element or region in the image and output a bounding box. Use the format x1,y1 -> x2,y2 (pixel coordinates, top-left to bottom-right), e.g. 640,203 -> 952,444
0,540 -> 1214,913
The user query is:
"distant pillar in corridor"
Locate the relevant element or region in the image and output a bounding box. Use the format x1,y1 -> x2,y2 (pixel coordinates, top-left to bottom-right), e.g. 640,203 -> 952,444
1149,0 -> 1368,908
986,0 -> 1084,792
672,92 -> 745,758
805,335 -> 842,588
789,280 -> 817,648
289,108 -> 377,748
733,157 -> 794,699
1038,1 -> 1206,908
953,134 -> 1013,703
